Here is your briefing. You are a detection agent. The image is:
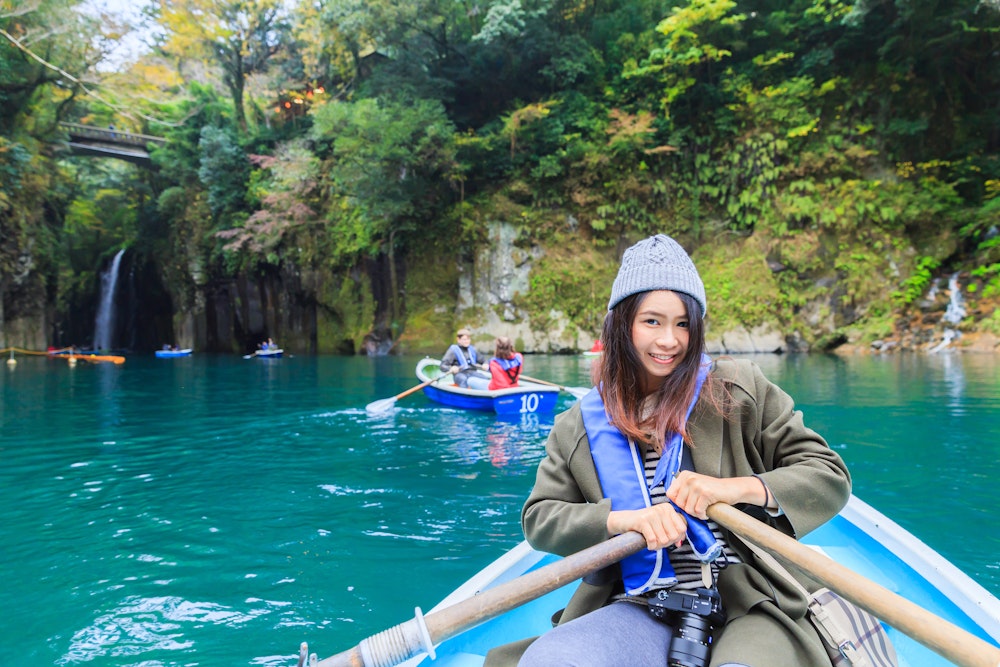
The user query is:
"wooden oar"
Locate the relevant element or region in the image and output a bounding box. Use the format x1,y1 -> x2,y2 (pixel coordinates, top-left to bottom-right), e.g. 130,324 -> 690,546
313,531 -> 647,667
312,504 -> 1000,667
706,502 -> 1000,667
519,374 -> 590,399
365,370 -> 454,415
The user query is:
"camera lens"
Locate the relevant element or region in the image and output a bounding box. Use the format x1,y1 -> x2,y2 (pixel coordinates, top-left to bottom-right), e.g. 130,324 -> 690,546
666,612 -> 713,667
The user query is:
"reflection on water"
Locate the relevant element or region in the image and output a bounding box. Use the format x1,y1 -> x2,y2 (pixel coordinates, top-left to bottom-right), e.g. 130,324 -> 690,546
937,351 -> 967,413
426,408 -> 554,472
487,411 -> 554,468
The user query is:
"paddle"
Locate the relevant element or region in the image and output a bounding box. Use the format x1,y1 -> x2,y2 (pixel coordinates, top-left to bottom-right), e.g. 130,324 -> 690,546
311,503 -> 1000,667
365,370 -> 454,415
312,531 -> 647,667
706,502 -> 1000,667
518,374 -> 590,399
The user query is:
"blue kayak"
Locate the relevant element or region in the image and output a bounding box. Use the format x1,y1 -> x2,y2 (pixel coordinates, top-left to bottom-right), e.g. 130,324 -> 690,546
416,357 -> 560,415
154,348 -> 192,358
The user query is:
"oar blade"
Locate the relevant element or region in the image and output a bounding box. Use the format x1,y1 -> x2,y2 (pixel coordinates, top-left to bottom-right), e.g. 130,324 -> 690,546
365,396 -> 397,415
565,386 -> 590,399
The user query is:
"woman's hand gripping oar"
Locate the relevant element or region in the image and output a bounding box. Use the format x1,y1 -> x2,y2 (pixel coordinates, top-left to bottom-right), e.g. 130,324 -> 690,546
310,532 -> 647,667
365,369 -> 454,415
706,502 -> 1000,667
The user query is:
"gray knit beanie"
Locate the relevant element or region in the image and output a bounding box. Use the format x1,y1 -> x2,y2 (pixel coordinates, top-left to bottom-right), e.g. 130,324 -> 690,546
608,234 -> 707,315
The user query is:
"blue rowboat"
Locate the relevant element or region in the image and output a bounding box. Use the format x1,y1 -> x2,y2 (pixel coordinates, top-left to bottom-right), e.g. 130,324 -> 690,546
154,348 -> 192,358
416,358 -> 560,415
307,495 -> 1000,667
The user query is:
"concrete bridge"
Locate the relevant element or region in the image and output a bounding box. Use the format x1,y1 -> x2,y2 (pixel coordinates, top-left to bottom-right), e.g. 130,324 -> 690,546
60,122 -> 167,166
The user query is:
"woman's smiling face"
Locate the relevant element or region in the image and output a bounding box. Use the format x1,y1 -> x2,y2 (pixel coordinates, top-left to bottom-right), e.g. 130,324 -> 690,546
631,290 -> 690,392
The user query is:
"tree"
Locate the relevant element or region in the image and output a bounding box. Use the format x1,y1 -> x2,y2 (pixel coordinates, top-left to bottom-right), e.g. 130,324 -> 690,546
311,97 -> 458,333
198,124 -> 249,219
154,0 -> 290,131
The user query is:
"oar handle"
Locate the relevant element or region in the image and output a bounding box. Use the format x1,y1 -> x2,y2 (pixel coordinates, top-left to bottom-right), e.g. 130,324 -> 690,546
394,369 -> 455,400
315,532 -> 647,667
393,378 -> 435,401
518,374 -> 562,389
707,503 -> 1000,667
426,531 -> 645,639
519,374 -> 590,399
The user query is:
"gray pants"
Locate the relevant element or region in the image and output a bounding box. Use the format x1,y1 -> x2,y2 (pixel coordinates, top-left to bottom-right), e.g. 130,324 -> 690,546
517,600 -> 749,667
455,369 -> 489,388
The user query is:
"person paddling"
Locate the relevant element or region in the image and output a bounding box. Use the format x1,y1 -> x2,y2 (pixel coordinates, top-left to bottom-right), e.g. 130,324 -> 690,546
440,328 -> 489,388
486,234 -> 851,667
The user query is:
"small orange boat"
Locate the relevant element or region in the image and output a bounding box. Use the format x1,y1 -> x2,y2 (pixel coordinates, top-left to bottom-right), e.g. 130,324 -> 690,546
47,348 -> 125,364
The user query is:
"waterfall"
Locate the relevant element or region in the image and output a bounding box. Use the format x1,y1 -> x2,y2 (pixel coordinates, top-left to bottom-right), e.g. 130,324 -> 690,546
94,249 -> 125,351
929,272 -> 967,353
942,272 -> 967,325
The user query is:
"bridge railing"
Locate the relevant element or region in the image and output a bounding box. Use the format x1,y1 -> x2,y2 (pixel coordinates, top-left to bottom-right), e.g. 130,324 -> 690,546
60,122 -> 167,148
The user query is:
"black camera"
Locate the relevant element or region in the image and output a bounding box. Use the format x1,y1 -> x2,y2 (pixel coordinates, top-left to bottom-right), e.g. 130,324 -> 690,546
647,587 -> 726,667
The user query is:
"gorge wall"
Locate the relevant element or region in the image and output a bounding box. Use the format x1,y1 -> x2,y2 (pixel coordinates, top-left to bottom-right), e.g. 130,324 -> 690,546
3,222 -> 997,356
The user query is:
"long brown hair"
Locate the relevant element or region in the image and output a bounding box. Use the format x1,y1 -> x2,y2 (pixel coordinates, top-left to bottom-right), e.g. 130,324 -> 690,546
591,291 -> 719,451
494,336 -> 515,359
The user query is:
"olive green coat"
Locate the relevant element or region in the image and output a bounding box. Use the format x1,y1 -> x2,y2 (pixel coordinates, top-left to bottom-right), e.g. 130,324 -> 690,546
486,358 -> 852,667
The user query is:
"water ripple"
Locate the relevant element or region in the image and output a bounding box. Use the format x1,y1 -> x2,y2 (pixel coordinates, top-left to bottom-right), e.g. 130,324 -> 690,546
3,354 -> 997,665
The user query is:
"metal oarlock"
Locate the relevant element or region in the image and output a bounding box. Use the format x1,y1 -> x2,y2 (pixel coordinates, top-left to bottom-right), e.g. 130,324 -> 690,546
295,641 -> 318,667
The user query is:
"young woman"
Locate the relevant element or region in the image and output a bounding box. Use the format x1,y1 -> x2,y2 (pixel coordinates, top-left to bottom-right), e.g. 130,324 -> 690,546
487,336 -> 523,390
486,234 -> 851,667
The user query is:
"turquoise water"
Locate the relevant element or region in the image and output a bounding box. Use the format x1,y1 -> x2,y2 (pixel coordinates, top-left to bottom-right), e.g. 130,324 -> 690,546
1,352 -> 997,666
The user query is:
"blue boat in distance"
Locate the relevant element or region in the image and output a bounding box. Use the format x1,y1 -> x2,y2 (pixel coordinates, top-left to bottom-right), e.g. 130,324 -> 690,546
154,348 -> 192,358
416,357 -> 560,415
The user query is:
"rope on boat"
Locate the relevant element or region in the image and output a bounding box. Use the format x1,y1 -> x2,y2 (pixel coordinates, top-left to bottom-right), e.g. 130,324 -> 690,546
357,608 -> 435,667
312,533 -> 648,667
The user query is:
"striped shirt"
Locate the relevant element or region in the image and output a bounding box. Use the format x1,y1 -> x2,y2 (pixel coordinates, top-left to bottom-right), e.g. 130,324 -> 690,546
643,446 -> 741,591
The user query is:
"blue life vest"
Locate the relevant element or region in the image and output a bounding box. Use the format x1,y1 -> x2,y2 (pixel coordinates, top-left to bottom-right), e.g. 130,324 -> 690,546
492,355 -> 521,371
447,344 -> 479,369
492,355 -> 521,381
582,356 -> 722,595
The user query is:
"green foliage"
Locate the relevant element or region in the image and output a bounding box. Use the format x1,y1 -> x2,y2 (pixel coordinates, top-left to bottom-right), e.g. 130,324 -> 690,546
198,125 -> 250,220
981,308 -> 1000,336
311,97 -> 458,258
6,0 -> 1000,351
892,257 -> 941,306
971,264 -> 1000,300
151,83 -> 234,187
474,0 -> 550,44
215,138 -> 323,270
0,137 -> 31,209
515,237 -> 616,334
156,0 -> 292,131
696,239 -> 785,332
629,0 -> 744,108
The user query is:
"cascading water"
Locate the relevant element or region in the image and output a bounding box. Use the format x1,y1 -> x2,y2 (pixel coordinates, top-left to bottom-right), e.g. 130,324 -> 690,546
930,272 -> 967,353
93,249 -> 125,351
942,272 -> 968,325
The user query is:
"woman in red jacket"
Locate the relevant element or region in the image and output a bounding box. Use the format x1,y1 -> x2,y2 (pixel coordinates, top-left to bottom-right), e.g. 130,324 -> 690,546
488,337 -> 523,390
